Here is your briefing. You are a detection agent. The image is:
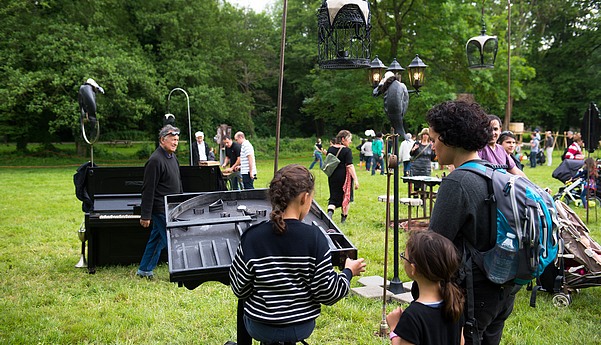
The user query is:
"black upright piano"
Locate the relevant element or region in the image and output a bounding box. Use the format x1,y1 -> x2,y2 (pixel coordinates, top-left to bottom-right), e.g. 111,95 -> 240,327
84,165 -> 224,273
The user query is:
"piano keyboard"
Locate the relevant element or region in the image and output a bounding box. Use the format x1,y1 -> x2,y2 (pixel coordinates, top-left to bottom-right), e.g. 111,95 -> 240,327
98,214 -> 141,219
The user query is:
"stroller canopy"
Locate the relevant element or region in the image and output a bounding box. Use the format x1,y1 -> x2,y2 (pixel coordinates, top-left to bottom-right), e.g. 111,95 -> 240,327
552,159 -> 583,183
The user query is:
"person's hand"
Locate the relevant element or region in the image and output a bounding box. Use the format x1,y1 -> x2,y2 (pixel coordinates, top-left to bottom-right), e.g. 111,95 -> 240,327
140,219 -> 150,228
354,180 -> 359,190
386,307 -> 404,330
345,257 -> 366,276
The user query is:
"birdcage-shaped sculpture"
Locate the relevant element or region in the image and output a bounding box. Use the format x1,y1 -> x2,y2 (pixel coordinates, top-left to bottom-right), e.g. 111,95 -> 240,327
317,0 -> 371,69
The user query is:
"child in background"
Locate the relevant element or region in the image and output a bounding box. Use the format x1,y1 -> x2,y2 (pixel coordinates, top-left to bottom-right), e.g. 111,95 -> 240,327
229,164 -> 366,344
386,231 -> 464,345
574,158 -> 599,209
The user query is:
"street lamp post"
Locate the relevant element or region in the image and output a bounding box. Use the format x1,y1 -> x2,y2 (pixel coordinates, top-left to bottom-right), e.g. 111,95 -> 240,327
166,88 -> 192,166
370,55 -> 426,294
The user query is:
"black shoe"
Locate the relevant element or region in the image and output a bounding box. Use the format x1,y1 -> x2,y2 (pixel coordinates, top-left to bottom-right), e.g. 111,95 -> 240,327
341,214 -> 347,223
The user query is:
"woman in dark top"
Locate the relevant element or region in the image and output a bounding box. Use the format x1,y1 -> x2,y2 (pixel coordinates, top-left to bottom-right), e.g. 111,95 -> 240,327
326,130 -> 359,224
410,128 -> 435,191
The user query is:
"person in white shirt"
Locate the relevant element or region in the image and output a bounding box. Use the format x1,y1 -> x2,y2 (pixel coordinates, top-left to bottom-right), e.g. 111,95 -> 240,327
361,138 -> 373,171
399,133 -> 414,176
235,131 -> 257,189
191,131 -> 211,165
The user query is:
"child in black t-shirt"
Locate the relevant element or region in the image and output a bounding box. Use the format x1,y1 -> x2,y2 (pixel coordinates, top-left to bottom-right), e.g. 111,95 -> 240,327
386,231 -> 464,345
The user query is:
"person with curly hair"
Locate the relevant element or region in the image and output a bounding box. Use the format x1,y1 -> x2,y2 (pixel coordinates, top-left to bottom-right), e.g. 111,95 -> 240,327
229,164 -> 366,344
425,101 -> 519,345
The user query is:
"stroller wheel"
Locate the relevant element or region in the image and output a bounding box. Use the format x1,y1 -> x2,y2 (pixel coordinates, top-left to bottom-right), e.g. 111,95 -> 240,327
552,293 -> 571,308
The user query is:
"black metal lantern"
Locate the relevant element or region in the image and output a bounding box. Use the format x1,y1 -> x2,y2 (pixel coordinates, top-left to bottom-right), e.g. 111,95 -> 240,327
387,58 -> 405,81
407,54 -> 427,91
368,55 -> 387,87
466,10 -> 498,69
317,0 -> 371,69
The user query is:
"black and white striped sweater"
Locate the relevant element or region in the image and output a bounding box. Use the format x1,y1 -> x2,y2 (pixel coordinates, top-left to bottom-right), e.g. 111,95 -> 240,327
229,219 -> 352,325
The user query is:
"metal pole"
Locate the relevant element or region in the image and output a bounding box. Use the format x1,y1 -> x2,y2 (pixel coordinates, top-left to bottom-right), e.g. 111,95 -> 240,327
274,0 -> 288,174
504,0 -> 512,131
389,131 -> 403,294
167,88 -> 192,166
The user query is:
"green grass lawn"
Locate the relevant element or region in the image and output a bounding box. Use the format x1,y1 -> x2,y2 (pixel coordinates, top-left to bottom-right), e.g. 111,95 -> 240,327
1,145 -> 600,344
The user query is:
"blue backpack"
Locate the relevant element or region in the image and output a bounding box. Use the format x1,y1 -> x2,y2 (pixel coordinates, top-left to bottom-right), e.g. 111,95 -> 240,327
459,161 -> 559,285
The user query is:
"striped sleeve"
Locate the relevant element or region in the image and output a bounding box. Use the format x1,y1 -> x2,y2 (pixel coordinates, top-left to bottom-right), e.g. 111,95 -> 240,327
309,248 -> 351,306
229,245 -> 254,299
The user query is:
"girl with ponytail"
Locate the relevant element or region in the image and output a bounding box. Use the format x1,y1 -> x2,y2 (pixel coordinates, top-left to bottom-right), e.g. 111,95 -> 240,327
230,164 -> 366,344
386,230 -> 464,345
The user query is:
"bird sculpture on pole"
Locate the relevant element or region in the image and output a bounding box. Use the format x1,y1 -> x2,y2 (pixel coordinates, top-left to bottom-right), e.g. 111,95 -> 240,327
78,78 -> 105,130
373,71 -> 409,137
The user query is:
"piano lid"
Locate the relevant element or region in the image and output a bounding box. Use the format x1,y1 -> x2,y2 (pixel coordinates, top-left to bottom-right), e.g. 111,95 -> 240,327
92,194 -> 141,213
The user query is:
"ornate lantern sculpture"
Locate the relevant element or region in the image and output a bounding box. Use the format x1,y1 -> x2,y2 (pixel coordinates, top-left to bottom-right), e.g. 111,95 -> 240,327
407,54 -> 427,91
318,0 -> 371,69
368,55 -> 387,87
466,5 -> 498,69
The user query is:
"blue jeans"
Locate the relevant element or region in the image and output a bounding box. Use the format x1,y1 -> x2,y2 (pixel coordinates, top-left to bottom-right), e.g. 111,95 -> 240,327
530,151 -> 538,168
372,155 -> 384,175
242,173 -> 255,189
403,160 -> 412,176
138,213 -> 167,273
309,151 -> 323,169
365,156 -> 373,171
243,315 -> 314,343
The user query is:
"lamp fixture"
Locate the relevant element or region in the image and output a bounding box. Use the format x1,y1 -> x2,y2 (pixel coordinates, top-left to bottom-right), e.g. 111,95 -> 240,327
407,54 -> 427,91
386,58 -> 405,81
368,55 -> 387,87
466,3 -> 498,69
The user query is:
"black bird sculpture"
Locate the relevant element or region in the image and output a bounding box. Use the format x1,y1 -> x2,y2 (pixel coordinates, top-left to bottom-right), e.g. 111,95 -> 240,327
78,78 -> 104,129
373,72 -> 409,137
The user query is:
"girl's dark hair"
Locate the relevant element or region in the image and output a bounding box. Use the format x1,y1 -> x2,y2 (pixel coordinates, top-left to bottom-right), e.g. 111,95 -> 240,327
584,158 -> 599,178
426,101 -> 491,152
406,231 -> 464,322
497,131 -> 516,145
268,164 -> 315,234
487,114 -> 502,127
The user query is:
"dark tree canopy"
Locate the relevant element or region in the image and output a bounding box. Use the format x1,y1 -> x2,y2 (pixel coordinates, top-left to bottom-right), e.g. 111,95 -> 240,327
0,0 -> 599,150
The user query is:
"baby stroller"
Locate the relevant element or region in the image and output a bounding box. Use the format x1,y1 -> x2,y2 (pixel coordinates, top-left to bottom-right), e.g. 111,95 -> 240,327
552,160 -> 601,209
530,200 -> 601,307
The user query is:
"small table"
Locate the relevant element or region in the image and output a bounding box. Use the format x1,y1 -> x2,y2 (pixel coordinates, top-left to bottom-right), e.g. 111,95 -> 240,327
401,176 -> 442,219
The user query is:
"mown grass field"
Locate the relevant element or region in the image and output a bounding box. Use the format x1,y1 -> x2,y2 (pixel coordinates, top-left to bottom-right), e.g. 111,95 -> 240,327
1,141 -> 600,344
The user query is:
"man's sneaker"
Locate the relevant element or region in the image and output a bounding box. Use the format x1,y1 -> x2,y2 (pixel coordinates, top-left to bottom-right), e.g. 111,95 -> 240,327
136,269 -> 154,279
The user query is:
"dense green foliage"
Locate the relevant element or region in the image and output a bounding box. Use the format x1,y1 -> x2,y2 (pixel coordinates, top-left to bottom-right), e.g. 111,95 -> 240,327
1,0 -> 599,150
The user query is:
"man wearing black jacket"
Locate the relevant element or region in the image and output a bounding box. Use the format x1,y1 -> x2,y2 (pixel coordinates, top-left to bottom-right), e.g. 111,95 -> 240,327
191,131 -> 212,166
137,125 -> 183,279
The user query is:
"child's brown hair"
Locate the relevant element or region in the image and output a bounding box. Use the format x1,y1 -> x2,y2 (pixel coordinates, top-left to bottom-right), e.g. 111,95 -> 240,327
268,164 -> 315,234
407,230 -> 465,322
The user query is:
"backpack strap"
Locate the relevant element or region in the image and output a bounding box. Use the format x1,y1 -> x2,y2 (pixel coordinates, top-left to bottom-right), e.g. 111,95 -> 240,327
462,241 -> 481,345
457,161 -> 498,248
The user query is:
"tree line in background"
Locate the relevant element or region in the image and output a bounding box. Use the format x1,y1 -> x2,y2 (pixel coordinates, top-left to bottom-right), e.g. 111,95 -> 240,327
1,0 -> 599,151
